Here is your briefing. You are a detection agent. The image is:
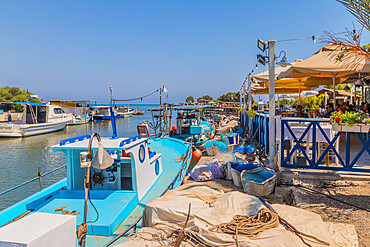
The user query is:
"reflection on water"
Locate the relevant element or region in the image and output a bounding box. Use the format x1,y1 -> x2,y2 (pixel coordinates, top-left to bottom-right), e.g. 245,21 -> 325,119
0,105 -> 154,210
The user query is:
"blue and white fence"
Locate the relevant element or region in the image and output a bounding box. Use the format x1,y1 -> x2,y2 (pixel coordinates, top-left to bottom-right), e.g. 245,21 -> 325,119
247,113 -> 370,172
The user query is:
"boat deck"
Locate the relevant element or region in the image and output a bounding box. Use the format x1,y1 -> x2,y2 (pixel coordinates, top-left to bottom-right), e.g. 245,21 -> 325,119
36,190 -> 138,236
85,137 -> 188,246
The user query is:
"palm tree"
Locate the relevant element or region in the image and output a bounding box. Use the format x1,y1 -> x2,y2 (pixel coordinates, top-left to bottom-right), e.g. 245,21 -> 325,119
337,1 -> 370,31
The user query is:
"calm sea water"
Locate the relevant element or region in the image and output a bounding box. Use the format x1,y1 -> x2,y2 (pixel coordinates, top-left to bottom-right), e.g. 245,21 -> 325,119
0,104 -> 156,210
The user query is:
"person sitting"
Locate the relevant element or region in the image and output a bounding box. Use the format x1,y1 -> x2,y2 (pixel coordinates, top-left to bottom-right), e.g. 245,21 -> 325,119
362,102 -> 370,114
291,105 -> 307,118
347,104 -> 355,112
7,111 -> 12,122
318,103 -> 334,118
339,102 -> 348,113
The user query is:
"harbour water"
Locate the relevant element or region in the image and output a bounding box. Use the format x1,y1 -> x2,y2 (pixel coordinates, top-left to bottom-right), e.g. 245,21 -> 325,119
0,104 -> 156,210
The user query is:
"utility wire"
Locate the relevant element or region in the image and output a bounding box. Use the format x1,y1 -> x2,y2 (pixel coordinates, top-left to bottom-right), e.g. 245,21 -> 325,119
112,89 -> 159,102
276,28 -> 363,43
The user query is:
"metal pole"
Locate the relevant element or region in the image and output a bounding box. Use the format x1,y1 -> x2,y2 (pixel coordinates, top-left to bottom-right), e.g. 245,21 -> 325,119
298,79 -> 301,105
159,87 -> 162,133
332,74 -> 336,110
109,86 -> 113,106
248,73 -> 252,137
268,40 -> 276,166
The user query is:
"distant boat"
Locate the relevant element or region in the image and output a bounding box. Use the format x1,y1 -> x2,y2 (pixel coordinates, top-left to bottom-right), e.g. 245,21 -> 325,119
0,102 -> 73,137
132,109 -> 144,115
90,106 -> 129,121
67,115 -> 91,125
170,105 -> 215,146
115,105 -> 133,118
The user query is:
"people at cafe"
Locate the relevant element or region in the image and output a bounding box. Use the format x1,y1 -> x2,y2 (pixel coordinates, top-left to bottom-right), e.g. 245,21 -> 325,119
291,104 -> 307,118
338,102 -> 348,113
362,102 -> 370,113
316,103 -> 334,118
347,104 -> 355,112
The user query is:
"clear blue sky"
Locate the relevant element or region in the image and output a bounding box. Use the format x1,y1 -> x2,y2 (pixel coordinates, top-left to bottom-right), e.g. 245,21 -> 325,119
1,0 -> 369,103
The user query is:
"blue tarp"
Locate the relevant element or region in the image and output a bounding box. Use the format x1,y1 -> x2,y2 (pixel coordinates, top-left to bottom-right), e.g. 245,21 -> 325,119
231,160 -> 262,172
232,145 -> 256,155
203,140 -> 227,153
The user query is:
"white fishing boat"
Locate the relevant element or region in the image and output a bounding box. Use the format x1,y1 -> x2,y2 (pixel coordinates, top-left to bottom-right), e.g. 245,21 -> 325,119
68,115 -> 91,125
0,102 -> 73,137
116,105 -> 133,118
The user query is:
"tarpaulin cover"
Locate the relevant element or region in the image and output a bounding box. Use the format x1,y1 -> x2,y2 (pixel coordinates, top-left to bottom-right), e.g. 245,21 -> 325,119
233,145 -> 256,155
230,160 -> 262,172
217,120 -> 239,135
189,159 -> 222,182
203,140 -> 227,153
126,184 -> 358,247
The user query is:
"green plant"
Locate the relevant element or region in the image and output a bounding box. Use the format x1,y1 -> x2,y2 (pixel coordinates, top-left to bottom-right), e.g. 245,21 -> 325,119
330,111 -> 370,126
246,110 -> 256,117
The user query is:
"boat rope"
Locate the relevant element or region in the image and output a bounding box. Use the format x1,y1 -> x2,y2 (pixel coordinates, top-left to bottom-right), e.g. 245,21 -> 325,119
210,208 -> 279,246
210,208 -> 328,247
55,206 -> 80,215
112,89 -> 159,102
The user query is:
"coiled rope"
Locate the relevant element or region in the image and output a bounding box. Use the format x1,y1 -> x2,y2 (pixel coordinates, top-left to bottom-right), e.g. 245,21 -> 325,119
210,208 -> 329,247
210,208 -> 278,246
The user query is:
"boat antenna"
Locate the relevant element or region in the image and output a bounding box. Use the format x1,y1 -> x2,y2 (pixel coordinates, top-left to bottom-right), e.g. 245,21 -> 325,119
101,49 -> 113,105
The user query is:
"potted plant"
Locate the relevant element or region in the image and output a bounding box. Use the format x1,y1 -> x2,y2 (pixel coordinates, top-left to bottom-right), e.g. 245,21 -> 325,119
330,111 -> 370,133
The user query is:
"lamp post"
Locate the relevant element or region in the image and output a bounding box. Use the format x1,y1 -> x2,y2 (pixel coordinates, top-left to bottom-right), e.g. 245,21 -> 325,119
268,40 -> 276,167
159,85 -> 168,133
247,73 -> 252,137
109,85 -> 113,106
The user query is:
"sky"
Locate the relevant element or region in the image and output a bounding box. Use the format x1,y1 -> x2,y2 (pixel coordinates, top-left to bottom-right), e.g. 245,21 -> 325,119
1,0 -> 369,104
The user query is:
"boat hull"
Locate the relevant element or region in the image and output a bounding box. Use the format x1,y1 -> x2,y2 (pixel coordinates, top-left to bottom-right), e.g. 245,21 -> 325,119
67,116 -> 91,125
0,137 -> 191,246
92,115 -> 126,121
0,121 -> 69,137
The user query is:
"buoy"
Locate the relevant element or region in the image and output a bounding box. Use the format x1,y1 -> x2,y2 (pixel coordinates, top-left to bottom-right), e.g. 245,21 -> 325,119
209,133 -> 214,139
189,148 -> 202,171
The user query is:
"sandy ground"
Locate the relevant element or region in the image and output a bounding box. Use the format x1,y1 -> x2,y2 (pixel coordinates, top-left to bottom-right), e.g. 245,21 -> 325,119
184,156 -> 370,246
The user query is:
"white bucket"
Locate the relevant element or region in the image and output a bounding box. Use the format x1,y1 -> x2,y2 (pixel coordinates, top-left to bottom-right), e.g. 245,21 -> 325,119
230,168 -> 242,187
206,146 -> 220,156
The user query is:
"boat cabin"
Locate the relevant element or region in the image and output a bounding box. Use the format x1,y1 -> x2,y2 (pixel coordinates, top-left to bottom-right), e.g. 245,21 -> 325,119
176,112 -> 201,135
48,135 -> 163,236
90,106 -> 111,116
0,102 -> 70,124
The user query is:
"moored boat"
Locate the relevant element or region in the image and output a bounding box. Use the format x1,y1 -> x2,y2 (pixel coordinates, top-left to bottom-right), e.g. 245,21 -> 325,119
0,132 -> 191,246
91,106 -> 129,121
170,105 -> 215,146
0,102 -> 73,137
67,115 -> 92,125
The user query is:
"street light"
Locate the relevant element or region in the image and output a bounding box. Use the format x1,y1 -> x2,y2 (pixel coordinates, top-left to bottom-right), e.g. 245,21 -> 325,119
276,51 -> 291,67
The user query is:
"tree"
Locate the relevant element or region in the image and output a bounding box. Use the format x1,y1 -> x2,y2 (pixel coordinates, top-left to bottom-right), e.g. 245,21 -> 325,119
0,86 -> 40,112
217,92 -> 238,102
291,94 -> 325,110
185,96 -> 194,103
336,1 -> 370,31
197,95 -> 213,102
324,83 -> 351,91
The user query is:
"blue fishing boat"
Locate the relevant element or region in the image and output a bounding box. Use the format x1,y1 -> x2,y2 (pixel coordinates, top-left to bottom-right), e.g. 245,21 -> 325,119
0,128 -> 191,246
170,105 -> 215,146
90,106 -> 128,121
